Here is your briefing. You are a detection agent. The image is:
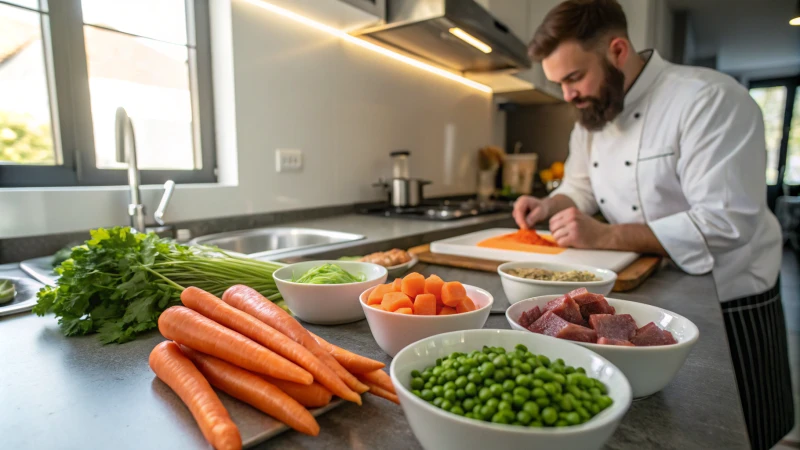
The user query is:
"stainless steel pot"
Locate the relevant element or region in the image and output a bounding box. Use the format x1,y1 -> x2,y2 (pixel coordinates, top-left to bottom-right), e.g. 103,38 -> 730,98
390,178 -> 430,207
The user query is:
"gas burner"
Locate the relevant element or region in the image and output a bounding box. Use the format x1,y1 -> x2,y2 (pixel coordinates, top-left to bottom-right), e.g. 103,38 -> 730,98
360,200 -> 513,221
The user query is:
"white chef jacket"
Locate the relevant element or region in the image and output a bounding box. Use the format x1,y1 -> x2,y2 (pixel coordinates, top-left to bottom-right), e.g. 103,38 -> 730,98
552,50 -> 782,302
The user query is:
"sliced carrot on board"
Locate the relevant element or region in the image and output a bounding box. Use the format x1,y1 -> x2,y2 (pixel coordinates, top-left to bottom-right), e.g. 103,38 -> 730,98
392,279 -> 403,292
456,297 -> 477,313
424,275 -> 445,305
381,292 -> 413,312
439,306 -> 457,315
395,307 -> 413,315
368,284 -> 394,305
441,281 -> 467,307
401,272 -> 426,299
413,294 -> 437,316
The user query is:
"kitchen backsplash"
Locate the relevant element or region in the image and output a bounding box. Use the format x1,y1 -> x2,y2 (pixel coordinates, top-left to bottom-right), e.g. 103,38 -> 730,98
505,103 -> 577,170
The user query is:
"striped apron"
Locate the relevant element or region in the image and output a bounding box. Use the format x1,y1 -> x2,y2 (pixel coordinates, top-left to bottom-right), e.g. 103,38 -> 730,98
722,279 -> 795,450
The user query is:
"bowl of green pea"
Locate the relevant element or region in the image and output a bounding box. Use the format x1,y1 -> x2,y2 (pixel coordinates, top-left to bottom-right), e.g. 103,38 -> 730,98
390,329 -> 631,450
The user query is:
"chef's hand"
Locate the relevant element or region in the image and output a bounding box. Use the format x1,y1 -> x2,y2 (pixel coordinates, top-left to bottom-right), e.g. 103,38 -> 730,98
513,196 -> 549,230
548,207 -> 611,249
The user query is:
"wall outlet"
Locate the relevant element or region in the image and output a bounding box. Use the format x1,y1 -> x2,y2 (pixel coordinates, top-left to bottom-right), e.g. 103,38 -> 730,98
275,149 -> 303,172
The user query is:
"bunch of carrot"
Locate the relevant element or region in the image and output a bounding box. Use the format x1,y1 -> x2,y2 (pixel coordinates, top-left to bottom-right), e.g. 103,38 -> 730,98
367,273 -> 478,316
149,284 -> 398,450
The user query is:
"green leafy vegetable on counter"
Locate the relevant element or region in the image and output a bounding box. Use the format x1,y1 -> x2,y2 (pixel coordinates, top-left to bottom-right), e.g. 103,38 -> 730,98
0,279 -> 15,305
292,263 -> 366,284
51,244 -> 77,268
34,227 -> 286,344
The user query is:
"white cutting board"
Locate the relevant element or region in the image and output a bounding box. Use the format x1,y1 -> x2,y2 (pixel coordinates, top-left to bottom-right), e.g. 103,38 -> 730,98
430,228 -> 638,272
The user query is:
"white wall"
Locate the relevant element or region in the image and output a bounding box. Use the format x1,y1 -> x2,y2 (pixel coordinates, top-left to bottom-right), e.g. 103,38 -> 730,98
0,0 -> 493,238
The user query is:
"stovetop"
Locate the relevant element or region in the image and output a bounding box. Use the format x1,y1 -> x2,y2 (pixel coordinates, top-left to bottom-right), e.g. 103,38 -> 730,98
359,199 -> 514,221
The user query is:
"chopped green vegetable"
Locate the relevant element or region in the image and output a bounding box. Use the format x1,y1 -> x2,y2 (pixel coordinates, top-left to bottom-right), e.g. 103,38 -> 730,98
0,279 -> 15,305
34,227 -> 285,344
292,263 -> 366,284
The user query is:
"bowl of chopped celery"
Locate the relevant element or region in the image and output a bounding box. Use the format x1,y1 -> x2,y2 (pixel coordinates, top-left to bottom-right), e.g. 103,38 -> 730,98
273,261 -> 388,325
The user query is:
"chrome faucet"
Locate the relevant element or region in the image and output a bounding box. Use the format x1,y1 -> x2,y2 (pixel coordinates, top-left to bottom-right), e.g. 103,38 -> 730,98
115,107 -> 176,235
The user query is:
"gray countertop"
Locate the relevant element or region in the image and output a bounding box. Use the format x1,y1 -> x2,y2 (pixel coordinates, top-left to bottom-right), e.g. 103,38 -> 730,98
0,214 -> 749,450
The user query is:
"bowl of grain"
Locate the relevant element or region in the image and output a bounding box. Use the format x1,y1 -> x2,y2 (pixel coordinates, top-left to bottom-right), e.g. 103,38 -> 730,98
497,261 -> 616,304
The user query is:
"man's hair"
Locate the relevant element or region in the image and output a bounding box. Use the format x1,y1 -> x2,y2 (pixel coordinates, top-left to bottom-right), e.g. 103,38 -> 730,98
528,0 -> 629,61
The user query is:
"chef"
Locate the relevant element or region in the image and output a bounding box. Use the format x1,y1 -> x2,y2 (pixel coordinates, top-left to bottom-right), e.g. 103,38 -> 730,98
513,1 -> 793,448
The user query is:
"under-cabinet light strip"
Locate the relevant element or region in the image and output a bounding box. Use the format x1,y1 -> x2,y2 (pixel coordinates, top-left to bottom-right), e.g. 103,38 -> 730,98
244,0 -> 493,94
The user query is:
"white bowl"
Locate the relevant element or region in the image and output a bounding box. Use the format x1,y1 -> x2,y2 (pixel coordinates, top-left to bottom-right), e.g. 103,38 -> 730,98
360,284 -> 493,357
273,261 -> 387,325
498,261 -> 617,305
390,329 -> 632,450
387,254 -> 419,278
506,295 -> 699,398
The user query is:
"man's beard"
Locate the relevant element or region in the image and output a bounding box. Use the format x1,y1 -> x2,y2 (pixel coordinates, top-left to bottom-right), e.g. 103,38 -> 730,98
573,60 -> 626,132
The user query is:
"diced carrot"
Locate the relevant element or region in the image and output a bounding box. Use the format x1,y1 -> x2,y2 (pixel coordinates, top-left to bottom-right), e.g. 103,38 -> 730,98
424,275 -> 445,305
368,284 -> 394,305
456,297 -> 477,313
439,306 -> 457,315
413,294 -> 437,316
391,279 -> 402,292
441,281 -> 467,307
436,304 -> 443,315
381,292 -> 413,312
395,307 -> 413,315
370,303 -> 385,310
401,273 -> 426,299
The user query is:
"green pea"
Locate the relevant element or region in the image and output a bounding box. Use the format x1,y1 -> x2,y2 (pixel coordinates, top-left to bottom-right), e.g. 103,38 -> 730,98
598,395 -> 613,410
510,358 -> 522,368
480,362 -> 496,378
487,352 -> 498,360
479,387 -> 492,402
498,400 -> 513,412
445,369 -> 459,382
515,374 -> 531,388
542,407 -> 558,425
485,398 -> 499,409
424,381 -> 433,390
493,355 -> 509,369
554,358 -> 565,366
565,366 -> 575,374
432,366 -> 444,376
589,403 -> 600,415
433,397 -> 444,407
553,373 -> 566,385
455,376 -> 468,389
490,384 -> 504,398
530,420 -> 543,427
491,412 -> 509,424
451,405 -> 465,416
576,367 -> 586,374
465,382 -> 477,396
480,405 -> 496,420
502,380 -> 516,393
456,388 -> 466,400
495,347 -> 506,354
537,355 -> 551,367
421,389 -> 434,401
526,357 -> 539,368
431,385 -> 443,397
560,397 -> 573,411
412,389 -> 422,397
536,397 -> 551,407
501,392 -> 513,403
532,387 -> 547,398
493,370 -> 507,382
421,370 -> 432,380
534,367 -> 555,382
551,364 -> 565,375
533,379 -> 544,388
452,360 -> 462,369
442,359 -> 453,369
576,406 -> 591,420
443,389 -> 456,402
464,357 -> 476,368
512,394 -> 527,409
555,420 -> 569,427
441,400 -> 453,411
580,391 -> 592,401
513,386 -> 531,400
483,378 -> 494,387
473,404 -> 482,415
457,366 -> 470,376
543,382 -> 561,396
443,381 -> 456,391
519,363 -> 533,374
502,410 -> 516,422
595,381 -> 608,395
522,401 -> 540,418
462,398 -> 476,412
552,393 -> 563,403
476,354 -> 488,364
566,412 -> 581,425
467,371 -> 482,383
517,411 -> 533,425
510,367 -> 521,378
464,412 -> 475,419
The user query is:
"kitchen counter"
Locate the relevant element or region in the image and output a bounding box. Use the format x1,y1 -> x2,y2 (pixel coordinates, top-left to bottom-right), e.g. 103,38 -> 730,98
0,214 -> 749,449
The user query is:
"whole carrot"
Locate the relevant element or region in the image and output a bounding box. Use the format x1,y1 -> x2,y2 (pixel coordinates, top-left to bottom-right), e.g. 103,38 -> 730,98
358,369 -> 396,394
149,341 -> 241,450
360,378 -> 400,405
180,287 -> 357,402
158,306 -> 312,385
180,346 -> 320,437
261,375 -> 334,408
222,285 -> 368,398
309,332 -> 385,374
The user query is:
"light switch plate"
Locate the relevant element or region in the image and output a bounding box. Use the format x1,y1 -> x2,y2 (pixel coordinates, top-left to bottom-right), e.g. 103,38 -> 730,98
275,149 -> 303,172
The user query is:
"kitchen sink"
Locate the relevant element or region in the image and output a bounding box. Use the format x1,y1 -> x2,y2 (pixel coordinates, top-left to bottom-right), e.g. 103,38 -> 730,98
189,227 -> 365,259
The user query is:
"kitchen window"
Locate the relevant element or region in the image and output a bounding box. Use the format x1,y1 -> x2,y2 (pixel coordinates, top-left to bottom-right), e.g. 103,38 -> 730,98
0,0 -> 216,187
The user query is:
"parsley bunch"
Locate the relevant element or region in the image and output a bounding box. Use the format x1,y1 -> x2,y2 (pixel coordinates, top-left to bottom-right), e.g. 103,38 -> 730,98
34,227 -> 284,344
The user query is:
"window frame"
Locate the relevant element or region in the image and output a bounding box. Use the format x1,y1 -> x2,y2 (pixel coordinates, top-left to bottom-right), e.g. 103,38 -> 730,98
0,0 -> 217,188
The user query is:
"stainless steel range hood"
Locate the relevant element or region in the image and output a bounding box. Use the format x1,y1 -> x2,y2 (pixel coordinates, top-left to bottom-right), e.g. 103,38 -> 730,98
354,0 -> 531,73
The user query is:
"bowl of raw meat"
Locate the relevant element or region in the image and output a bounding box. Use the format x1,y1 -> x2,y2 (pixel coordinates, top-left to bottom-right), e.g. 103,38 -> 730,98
505,289 -> 699,398
497,261 -> 616,304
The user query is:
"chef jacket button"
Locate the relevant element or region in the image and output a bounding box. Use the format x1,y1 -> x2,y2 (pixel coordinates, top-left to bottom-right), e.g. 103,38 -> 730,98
625,161 -> 632,166
634,112 -> 641,119
632,205 -> 638,211
593,162 -> 598,168
600,199 -> 605,204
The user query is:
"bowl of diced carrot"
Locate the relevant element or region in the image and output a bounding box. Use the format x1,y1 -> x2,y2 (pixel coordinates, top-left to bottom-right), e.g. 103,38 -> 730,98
360,272 -> 494,357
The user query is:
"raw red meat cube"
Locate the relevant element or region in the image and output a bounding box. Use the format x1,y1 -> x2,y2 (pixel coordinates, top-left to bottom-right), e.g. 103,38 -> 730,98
567,287 -> 591,304
544,295 -> 584,325
589,314 -> 637,340
579,297 -> 616,320
529,311 -> 598,343
630,322 -> 678,346
519,306 -> 543,328
597,337 -> 635,346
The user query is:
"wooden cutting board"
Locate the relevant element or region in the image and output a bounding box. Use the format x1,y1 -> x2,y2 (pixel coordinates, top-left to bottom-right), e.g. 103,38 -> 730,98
407,244 -> 662,292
